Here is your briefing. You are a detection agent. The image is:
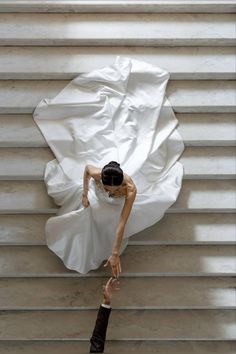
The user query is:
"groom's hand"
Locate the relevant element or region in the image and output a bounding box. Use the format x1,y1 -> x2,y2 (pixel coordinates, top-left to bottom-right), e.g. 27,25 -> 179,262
102,277 -> 120,304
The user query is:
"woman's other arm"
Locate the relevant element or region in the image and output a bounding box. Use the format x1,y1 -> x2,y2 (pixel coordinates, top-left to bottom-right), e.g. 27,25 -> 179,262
82,164 -> 100,208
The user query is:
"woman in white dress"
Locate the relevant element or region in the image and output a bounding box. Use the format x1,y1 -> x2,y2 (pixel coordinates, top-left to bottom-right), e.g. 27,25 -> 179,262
82,161 -> 137,278
33,56 -> 184,276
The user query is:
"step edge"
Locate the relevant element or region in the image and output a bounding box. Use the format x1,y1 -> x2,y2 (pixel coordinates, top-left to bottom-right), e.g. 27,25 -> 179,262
0,306 -> 235,311
1,273 -> 235,278
0,0 -> 236,14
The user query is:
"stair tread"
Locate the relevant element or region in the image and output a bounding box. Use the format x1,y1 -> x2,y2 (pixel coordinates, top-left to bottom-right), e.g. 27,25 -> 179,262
0,147 -> 235,180
180,147 -> 236,178
0,13 -> 235,46
131,214 -> 236,244
0,114 -> 235,147
1,180 -> 235,213
0,80 -> 235,114
1,277 -> 235,309
0,340 -> 235,354
0,3 -> 235,349
1,47 -> 235,80
1,0 -> 236,13
0,245 -> 235,276
0,309 -> 235,340
1,213 -> 235,245
177,113 -> 236,146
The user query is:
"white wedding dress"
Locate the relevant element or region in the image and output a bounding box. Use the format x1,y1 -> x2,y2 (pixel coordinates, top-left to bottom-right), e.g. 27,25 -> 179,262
33,56 -> 184,274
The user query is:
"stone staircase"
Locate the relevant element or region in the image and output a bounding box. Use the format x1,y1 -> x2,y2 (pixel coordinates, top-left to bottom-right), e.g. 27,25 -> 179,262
0,1 -> 236,353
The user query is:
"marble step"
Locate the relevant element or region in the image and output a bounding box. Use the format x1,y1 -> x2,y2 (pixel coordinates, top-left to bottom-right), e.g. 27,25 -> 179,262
0,245 -> 235,276
1,47 -> 236,80
0,114 -> 235,148
0,341 -> 235,354
0,80 -> 235,114
177,113 -> 236,147
0,147 -> 235,180
130,213 -> 236,245
1,0 -> 236,13
1,213 -> 235,245
1,277 -> 235,310
180,147 -> 236,179
0,308 -> 235,340
0,13 -> 235,47
0,180 -> 235,214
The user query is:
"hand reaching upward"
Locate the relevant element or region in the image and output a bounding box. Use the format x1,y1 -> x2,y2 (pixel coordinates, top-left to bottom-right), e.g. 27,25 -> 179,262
102,277 -> 120,305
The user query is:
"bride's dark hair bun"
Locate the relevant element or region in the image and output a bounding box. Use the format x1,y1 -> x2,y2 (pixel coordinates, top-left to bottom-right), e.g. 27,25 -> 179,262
101,161 -> 123,186
108,161 -> 120,167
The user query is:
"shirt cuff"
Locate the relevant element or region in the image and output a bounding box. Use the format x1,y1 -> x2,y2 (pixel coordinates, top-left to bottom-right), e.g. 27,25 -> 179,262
101,303 -> 111,309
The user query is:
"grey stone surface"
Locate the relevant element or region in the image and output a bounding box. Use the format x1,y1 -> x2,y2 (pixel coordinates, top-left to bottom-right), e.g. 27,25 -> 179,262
0,115 -> 46,147
0,13 -> 235,46
0,214 -> 49,245
170,180 -> 236,212
1,0 -> 236,13
167,81 -> 236,113
0,114 -> 235,148
1,213 -> 235,245
1,46 -> 235,80
0,309 -> 235,340
0,340 -> 235,354
1,277 -> 235,309
0,180 -> 235,213
0,245 -> 235,276
0,80 -> 235,114
130,213 -> 236,244
177,113 -> 236,146
180,147 -> 236,179
0,181 -> 57,213
0,147 -> 235,180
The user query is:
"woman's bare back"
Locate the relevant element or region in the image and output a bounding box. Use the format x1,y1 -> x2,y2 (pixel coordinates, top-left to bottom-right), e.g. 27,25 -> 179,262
93,168 -> 136,199
84,164 -> 135,198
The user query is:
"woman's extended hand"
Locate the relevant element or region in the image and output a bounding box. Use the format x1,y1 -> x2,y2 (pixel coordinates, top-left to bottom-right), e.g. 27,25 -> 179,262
82,194 -> 90,208
104,252 -> 122,278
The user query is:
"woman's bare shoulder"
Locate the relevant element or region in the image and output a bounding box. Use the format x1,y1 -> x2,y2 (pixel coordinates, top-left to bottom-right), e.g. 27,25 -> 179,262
86,164 -> 102,181
124,174 -> 137,194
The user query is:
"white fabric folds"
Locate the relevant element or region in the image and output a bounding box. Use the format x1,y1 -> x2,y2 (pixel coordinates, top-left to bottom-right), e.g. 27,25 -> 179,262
33,56 -> 184,274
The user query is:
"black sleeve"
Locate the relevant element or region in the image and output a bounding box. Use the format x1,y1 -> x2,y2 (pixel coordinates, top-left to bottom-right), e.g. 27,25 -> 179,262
89,305 -> 111,353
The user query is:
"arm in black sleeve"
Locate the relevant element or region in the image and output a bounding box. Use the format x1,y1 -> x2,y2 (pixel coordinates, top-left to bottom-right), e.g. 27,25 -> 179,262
89,305 -> 111,353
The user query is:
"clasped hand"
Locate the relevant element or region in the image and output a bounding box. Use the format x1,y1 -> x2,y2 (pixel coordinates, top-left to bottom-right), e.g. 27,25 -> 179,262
104,252 -> 122,278
82,194 -> 90,208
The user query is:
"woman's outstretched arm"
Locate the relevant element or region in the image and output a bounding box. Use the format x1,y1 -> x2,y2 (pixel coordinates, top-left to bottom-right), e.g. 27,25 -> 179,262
112,186 -> 137,254
104,183 -> 137,277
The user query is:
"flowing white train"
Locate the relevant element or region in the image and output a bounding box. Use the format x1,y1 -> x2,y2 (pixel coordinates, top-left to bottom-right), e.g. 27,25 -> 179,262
33,56 -> 184,274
